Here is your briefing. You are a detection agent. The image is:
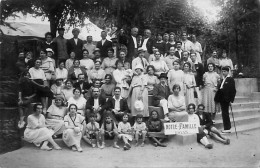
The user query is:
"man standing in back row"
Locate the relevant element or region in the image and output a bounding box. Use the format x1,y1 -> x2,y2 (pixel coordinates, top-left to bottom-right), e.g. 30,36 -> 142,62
96,31 -> 112,59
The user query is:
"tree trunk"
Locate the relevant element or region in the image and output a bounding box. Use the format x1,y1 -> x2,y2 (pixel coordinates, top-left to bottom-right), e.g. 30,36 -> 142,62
49,16 -> 58,38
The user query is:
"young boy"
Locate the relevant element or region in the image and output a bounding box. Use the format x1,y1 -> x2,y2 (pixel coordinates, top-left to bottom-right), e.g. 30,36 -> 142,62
132,114 -> 147,147
100,115 -> 120,149
83,113 -> 103,148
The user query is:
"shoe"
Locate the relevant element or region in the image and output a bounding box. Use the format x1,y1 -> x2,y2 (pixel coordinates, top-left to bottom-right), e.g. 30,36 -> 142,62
205,143 -> 213,149
123,146 -> 129,150
158,143 -> 167,147
18,121 -> 25,129
97,142 -> 101,148
113,144 -> 120,149
77,147 -> 83,152
140,142 -> 145,147
164,116 -> 170,122
126,143 -> 131,149
41,145 -> 52,151
92,143 -> 96,148
221,130 -> 231,133
153,143 -> 158,147
53,146 -> 62,150
72,146 -> 77,151
225,138 -> 230,145
100,142 -> 105,149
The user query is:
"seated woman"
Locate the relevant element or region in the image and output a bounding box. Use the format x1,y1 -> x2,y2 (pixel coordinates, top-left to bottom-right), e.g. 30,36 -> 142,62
187,103 -> 213,149
18,71 -> 37,129
39,49 -> 55,86
68,59 -> 87,83
167,84 -> 188,122
24,103 -> 61,150
101,48 -> 118,75
46,96 -> 67,136
50,78 -> 64,99
67,88 -> 87,116
88,60 -> 106,84
63,104 -> 85,152
150,51 -> 169,76
145,65 -> 159,95
196,104 -> 230,145
101,74 -> 115,100
61,79 -> 74,103
147,110 -> 167,147
55,61 -> 68,82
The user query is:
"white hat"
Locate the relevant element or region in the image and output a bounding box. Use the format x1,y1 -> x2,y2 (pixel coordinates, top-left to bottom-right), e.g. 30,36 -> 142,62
134,100 -> 144,112
134,64 -> 144,71
46,48 -> 54,54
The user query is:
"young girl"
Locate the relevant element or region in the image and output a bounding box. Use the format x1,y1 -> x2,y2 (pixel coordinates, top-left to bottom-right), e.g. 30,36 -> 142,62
147,110 -> 167,147
100,114 -> 120,149
118,114 -> 133,150
132,114 -> 147,147
63,104 -> 85,152
83,113 -> 103,148
187,103 -> 213,149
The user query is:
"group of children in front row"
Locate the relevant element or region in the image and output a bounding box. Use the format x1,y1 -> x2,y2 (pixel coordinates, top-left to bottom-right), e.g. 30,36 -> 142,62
63,102 -> 230,152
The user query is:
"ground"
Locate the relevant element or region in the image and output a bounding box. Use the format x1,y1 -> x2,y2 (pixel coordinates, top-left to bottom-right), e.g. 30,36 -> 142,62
0,129 -> 259,168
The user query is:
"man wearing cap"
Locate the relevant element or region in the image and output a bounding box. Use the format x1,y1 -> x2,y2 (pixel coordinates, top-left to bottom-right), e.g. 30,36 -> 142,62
53,27 -> 69,63
67,28 -> 84,60
217,66 -> 236,133
83,36 -> 96,59
96,31 -> 112,59
153,73 -> 171,121
132,48 -> 149,71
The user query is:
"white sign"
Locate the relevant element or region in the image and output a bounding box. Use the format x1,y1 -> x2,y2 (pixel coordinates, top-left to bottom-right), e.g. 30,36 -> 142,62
164,122 -> 199,135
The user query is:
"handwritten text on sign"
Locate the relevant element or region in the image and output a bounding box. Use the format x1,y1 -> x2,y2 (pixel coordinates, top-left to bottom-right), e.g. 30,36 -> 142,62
164,122 -> 199,135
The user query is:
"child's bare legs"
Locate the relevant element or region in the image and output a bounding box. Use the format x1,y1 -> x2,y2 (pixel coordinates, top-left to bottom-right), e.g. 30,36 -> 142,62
95,131 -> 102,148
18,107 -> 25,128
40,141 -> 52,150
134,132 -> 139,146
41,97 -> 47,114
121,136 -> 131,150
200,136 -> 213,149
113,131 -> 120,149
83,135 -> 92,146
99,130 -> 105,149
141,130 -> 147,147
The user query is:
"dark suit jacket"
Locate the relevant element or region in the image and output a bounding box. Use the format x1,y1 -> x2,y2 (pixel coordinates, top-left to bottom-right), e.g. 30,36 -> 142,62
41,41 -> 57,60
153,84 -> 171,106
96,40 -> 112,59
106,97 -> 130,113
85,97 -> 107,114
195,112 -> 213,128
67,38 -> 84,60
141,38 -> 154,54
73,82 -> 92,94
193,63 -> 204,87
218,77 -> 236,103
67,66 -> 88,80
174,50 -> 182,59
119,34 -> 138,59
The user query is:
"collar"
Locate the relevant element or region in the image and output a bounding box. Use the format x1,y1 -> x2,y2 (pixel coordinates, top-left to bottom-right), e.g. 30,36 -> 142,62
46,41 -> 53,45
113,95 -> 122,101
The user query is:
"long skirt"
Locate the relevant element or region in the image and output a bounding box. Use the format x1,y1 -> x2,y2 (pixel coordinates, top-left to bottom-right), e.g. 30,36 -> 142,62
24,127 -> 54,147
45,119 -> 65,135
62,129 -> 82,147
184,88 -> 195,106
202,87 -> 219,114
130,86 -> 149,117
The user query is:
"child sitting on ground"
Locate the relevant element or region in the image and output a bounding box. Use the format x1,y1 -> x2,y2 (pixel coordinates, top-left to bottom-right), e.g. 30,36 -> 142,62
147,110 -> 167,147
132,114 -> 147,147
100,114 -> 120,149
118,113 -> 133,150
83,113 -> 103,149
187,103 -> 213,149
196,104 -> 230,145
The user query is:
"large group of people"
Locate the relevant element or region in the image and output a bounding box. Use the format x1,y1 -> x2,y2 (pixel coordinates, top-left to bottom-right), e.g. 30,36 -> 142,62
16,27 -> 236,151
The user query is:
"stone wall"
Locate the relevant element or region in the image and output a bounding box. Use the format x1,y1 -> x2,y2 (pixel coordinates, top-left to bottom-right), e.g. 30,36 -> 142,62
235,78 -> 259,97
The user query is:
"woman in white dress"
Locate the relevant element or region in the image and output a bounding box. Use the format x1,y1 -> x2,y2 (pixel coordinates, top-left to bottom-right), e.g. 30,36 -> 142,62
67,88 -> 87,116
150,51 -> 169,76
202,63 -> 221,119
61,79 -> 74,103
113,60 -> 130,98
88,60 -> 106,84
46,96 -> 67,136
24,103 -> 61,150
63,104 -> 85,152
101,48 -> 118,75
167,84 -> 188,122
55,61 -> 68,82
80,49 -> 95,74
145,65 -> 159,95
167,60 -> 185,95
183,62 -> 196,105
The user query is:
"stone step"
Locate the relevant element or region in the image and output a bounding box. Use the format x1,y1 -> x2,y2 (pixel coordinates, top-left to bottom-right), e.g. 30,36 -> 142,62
214,114 -> 260,129
233,96 -> 251,103
215,108 -> 260,120
231,102 -> 260,110
228,123 -> 260,135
